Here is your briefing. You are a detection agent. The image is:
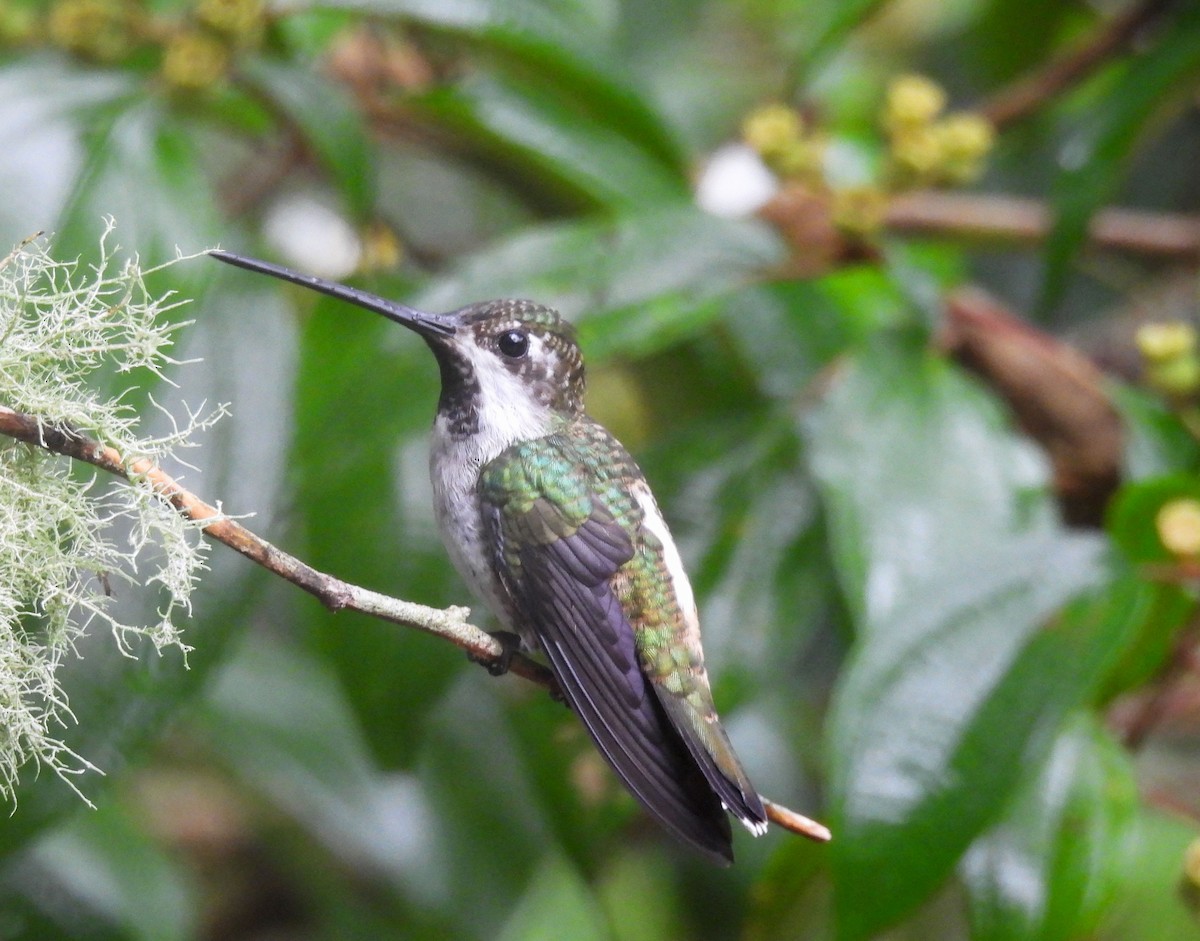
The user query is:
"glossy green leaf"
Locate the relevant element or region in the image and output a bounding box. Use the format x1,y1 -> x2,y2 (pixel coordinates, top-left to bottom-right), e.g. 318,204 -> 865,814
1112,384 -> 1200,481
789,0 -> 890,76
416,678 -> 565,935
239,58 -> 377,220
962,713 -> 1137,941
804,339 -> 1129,940
201,635 -> 443,890
1040,5 -> 1200,312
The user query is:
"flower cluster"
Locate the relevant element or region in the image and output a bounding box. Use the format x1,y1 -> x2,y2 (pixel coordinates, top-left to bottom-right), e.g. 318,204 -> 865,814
883,74 -> 994,187
739,73 -> 994,239
22,0 -> 267,91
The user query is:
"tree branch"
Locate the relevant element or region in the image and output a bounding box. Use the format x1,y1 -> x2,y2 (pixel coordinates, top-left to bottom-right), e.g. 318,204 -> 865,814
980,0 -> 1176,129
884,191 -> 1200,261
0,403 -> 831,843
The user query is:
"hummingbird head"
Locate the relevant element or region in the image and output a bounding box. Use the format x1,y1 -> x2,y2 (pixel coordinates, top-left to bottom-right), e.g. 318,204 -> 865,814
209,251 -> 586,441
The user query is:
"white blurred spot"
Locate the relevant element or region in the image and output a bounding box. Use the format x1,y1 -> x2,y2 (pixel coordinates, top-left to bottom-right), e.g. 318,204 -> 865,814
694,143 -> 779,218
263,194 -> 361,278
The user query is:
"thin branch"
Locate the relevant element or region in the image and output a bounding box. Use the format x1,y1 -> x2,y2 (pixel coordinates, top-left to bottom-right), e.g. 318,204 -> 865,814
0,404 -> 553,685
0,403 -> 832,843
884,191 -> 1200,261
1110,613 -> 1200,751
980,0 -> 1176,129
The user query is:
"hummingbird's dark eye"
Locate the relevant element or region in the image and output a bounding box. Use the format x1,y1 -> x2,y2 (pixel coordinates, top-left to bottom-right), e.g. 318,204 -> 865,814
496,330 -> 529,359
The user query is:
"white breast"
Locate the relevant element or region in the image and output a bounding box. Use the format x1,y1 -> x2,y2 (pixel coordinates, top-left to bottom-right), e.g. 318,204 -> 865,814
427,342 -> 555,634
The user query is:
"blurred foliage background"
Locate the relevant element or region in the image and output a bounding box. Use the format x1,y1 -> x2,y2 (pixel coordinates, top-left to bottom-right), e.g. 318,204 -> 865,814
3,0 -> 1200,938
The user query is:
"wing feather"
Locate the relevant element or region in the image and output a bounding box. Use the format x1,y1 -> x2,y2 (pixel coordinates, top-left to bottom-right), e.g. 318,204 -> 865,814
482,443 -> 736,864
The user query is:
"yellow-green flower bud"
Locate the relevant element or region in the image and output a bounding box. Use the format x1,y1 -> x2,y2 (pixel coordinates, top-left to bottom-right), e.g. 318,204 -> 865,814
933,113 -> 995,182
936,113 -> 995,163
832,185 -> 887,238
890,126 -> 942,180
1157,499 -> 1200,557
885,74 -> 946,132
1185,838 -> 1200,887
1146,356 -> 1200,398
771,138 -> 825,184
48,0 -> 135,62
161,29 -> 230,91
358,222 -> 405,274
1137,322 -> 1197,362
0,4 -> 38,45
743,104 -> 804,160
194,0 -> 264,43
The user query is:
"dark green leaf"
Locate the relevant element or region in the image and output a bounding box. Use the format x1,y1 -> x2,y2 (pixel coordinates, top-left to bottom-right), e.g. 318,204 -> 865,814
414,75 -> 684,210
1040,5 -> 1200,312
289,289 -> 463,767
305,0 -> 681,168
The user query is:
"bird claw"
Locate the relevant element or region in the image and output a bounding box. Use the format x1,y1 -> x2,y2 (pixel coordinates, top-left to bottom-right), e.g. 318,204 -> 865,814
469,631 -> 522,677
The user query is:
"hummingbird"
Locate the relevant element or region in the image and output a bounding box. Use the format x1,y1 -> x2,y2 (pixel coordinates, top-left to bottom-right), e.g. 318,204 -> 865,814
210,250 -> 768,864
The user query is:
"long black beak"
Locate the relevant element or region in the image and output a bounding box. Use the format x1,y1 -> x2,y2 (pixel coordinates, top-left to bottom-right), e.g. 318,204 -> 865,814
209,250 -> 456,337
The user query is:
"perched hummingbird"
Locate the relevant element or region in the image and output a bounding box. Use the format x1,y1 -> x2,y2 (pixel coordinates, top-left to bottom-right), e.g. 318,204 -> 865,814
210,250 -> 768,864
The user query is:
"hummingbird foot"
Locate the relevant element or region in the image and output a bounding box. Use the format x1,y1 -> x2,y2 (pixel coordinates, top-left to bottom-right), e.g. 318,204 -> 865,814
470,631 -> 523,677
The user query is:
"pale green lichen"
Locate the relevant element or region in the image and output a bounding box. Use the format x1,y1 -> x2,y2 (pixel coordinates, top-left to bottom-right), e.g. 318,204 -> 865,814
0,220 -> 223,804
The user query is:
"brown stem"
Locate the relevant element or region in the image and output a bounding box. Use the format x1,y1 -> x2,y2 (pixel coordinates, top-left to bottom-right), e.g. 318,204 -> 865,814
1112,616 -> 1200,751
884,191 -> 1200,261
980,0 -> 1177,129
0,404 -> 831,843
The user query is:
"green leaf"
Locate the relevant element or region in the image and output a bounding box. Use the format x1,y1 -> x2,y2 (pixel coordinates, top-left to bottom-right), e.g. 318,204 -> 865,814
416,205 -> 784,359
0,55 -> 137,241
415,74 -> 684,210
1111,384 -> 1200,481
497,853 -> 610,941
200,635 -> 443,888
803,338 -> 1133,940
238,57 -> 377,220
1107,473 -> 1200,565
1098,808 -> 1200,941
11,799 -> 194,941
961,713 -> 1137,941
789,0 -> 890,77
1040,5 -> 1200,312
55,101 -> 221,275
304,0 -> 683,167
289,289 -> 464,767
